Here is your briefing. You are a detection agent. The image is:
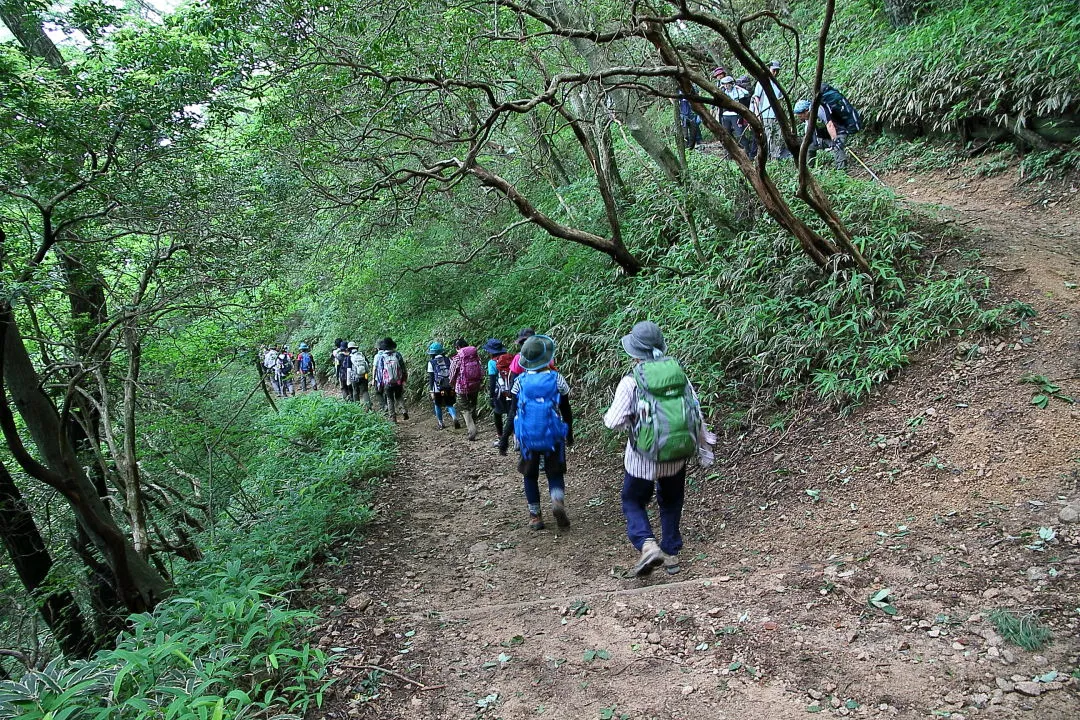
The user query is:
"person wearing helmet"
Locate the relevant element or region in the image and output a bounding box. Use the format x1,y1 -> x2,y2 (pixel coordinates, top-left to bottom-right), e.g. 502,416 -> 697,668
297,343 -> 317,391
346,341 -> 373,409
426,341 -> 460,430
794,98 -> 848,170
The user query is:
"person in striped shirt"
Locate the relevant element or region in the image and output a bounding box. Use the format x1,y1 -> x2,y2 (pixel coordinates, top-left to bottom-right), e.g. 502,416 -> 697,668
603,322 -> 715,577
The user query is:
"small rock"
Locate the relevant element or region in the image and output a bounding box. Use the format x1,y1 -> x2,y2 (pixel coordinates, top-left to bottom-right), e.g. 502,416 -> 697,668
952,642 -> 966,651
1031,655 -> 1048,668
1060,504 -> 1080,523
373,627 -> 387,637
952,715 -> 966,720
808,689 -> 824,700
681,685 -> 695,696
1043,682 -> 1064,692
996,678 -> 1014,692
1013,681 -> 1043,697
830,696 -> 842,709
707,607 -> 724,618
971,693 -> 989,708
982,588 -> 1001,599
944,690 -> 965,704
346,593 -> 372,612
647,632 -> 661,644
987,646 -> 1000,660
928,626 -> 942,638
1026,566 -> 1048,582
925,582 -> 939,591
1002,649 -> 1016,665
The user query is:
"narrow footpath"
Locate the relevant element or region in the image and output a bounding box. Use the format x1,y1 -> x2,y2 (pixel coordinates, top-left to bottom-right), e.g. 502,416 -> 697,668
310,170 -> 1080,720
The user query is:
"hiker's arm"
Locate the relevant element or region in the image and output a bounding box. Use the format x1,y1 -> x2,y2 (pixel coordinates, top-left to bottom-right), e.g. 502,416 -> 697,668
559,395 -> 574,446
603,376 -> 637,431
427,371 -> 436,395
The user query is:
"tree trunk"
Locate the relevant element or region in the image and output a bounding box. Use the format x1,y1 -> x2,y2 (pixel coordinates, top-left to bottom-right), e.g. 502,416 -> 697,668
0,460 -> 97,658
121,320 -> 150,558
0,3 -> 67,69
0,307 -> 170,613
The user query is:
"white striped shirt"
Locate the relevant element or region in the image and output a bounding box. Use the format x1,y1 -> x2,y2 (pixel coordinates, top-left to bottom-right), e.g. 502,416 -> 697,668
603,374 -> 709,480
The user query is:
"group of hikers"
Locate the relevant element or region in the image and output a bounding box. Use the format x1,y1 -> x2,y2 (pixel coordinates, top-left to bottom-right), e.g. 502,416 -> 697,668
261,323 -> 717,577
679,61 -> 863,170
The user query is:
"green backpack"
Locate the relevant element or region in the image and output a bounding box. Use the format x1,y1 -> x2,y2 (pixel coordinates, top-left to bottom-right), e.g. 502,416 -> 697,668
630,358 -> 701,462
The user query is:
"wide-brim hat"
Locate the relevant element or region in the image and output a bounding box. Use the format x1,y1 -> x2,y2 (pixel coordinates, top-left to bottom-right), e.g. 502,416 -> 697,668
482,338 -> 507,354
347,342 -> 358,349
621,321 -> 667,360
519,335 -> 555,371
515,327 -> 536,345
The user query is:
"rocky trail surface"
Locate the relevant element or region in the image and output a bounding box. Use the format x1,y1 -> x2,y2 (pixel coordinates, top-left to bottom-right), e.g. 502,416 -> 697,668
308,167 -> 1080,720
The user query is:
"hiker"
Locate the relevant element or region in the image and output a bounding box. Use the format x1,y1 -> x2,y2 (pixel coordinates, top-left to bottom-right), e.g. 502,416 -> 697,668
347,342 -> 373,409
334,340 -> 351,397
426,341 -> 460,430
603,322 -> 716,577
794,86 -> 861,170
735,75 -> 756,156
297,343 -> 317,391
751,60 -> 789,160
718,74 -> 749,148
499,335 -> 574,531
449,338 -> 485,441
263,344 -> 280,394
483,338 -> 512,445
275,346 -> 295,398
373,337 -> 409,422
711,66 -> 728,83
677,88 -> 701,151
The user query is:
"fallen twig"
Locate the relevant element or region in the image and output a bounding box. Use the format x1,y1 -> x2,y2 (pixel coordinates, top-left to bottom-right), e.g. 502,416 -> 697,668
342,663 -> 446,691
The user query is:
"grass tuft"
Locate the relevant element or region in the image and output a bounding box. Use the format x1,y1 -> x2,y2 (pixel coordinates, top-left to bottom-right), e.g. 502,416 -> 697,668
988,608 -> 1052,651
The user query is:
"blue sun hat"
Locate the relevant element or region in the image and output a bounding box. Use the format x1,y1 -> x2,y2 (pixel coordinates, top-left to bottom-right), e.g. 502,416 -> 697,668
482,338 -> 507,355
427,341 -> 444,355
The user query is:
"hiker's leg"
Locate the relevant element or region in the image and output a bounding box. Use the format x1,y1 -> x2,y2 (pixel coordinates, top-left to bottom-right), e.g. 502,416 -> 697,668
544,448 -> 565,502
358,382 -> 371,409
397,386 -> 408,418
831,131 -> 848,170
654,466 -> 686,557
462,393 -> 478,439
521,455 -> 542,516
620,471 -> 656,550
493,411 -> 504,437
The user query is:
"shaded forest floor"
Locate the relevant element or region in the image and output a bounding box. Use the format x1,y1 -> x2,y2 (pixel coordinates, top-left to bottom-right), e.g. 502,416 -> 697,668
306,166 -> 1080,720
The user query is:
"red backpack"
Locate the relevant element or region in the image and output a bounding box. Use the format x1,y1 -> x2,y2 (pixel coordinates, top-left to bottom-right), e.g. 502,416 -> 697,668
494,353 -> 514,399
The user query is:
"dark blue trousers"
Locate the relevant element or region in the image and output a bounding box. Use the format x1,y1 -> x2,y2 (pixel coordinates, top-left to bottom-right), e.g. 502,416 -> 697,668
620,466 -> 686,555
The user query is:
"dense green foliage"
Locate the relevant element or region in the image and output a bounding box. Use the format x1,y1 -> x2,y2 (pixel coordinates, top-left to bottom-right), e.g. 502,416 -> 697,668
757,0 -> 1080,139
0,396 -> 394,719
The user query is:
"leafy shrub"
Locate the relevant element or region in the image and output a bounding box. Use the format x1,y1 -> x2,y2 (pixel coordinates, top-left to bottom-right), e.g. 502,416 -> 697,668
0,395 -> 394,720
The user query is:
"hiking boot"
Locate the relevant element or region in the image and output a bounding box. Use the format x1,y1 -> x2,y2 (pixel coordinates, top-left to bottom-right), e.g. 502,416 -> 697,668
631,539 -> 664,577
552,498 -> 570,528
436,420 -> 445,430
468,429 -> 477,441
528,513 -> 545,531
403,412 -> 409,420
491,439 -> 500,448
453,418 -> 461,429
662,553 -> 681,575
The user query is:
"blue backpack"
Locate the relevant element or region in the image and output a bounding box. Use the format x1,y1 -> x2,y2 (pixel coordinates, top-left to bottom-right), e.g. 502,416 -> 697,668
514,372 -> 567,453
298,351 -> 314,372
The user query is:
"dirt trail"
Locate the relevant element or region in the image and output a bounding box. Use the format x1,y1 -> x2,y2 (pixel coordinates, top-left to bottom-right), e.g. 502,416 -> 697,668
310,169 -> 1080,720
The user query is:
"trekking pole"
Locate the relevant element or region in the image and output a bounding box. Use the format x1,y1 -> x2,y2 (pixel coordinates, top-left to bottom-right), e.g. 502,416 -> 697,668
848,148 -> 885,186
